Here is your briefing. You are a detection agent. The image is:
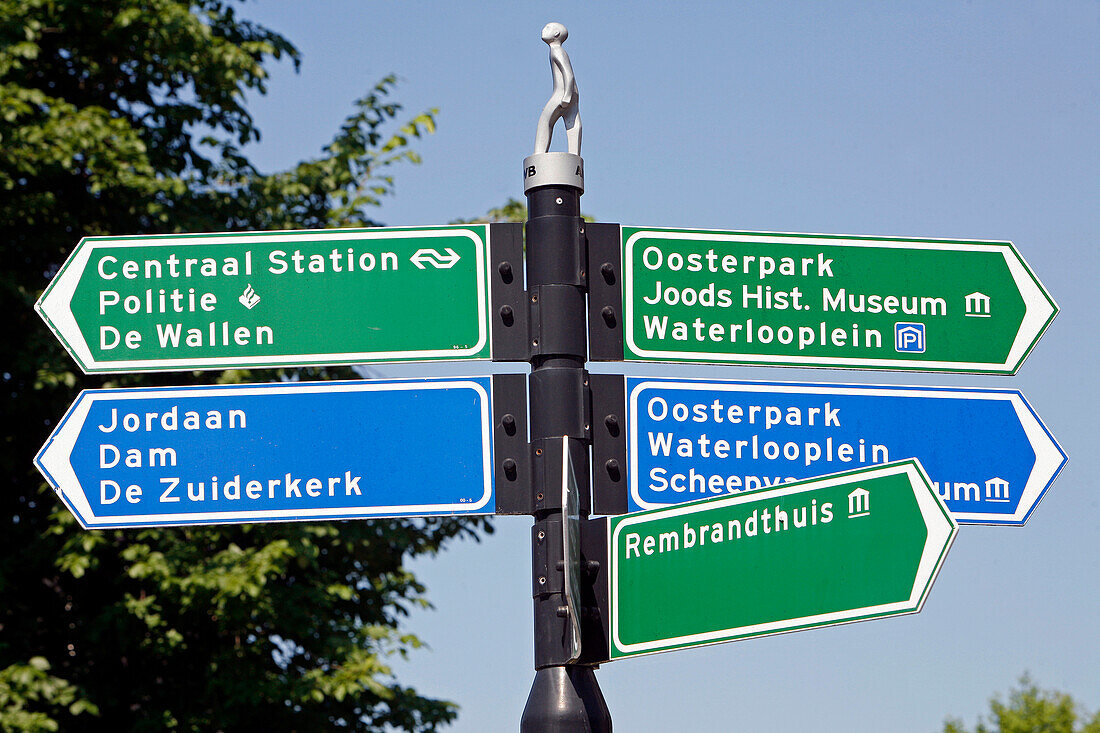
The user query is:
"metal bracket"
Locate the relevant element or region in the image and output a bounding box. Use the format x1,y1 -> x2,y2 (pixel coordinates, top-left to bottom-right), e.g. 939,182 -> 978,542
489,222 -> 530,362
529,368 -> 590,441
586,223 -> 624,361
531,435 -> 597,670
494,374 -> 533,515
532,515 -> 574,669
525,204 -> 586,288
589,373 -> 627,515
529,285 -> 587,357
529,436 -> 590,517
532,517 -> 565,596
577,517 -> 610,666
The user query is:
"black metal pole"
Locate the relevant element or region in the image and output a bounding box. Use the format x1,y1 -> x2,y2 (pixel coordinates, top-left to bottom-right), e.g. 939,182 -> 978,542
519,154 -> 611,732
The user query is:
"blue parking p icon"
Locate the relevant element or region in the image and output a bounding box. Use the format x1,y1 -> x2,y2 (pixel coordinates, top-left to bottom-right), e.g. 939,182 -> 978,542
895,323 -> 926,353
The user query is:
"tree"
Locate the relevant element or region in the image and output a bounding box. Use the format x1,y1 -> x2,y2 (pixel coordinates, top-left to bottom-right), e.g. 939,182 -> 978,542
0,1 -> 489,730
944,676 -> 1100,733
451,197 -> 528,224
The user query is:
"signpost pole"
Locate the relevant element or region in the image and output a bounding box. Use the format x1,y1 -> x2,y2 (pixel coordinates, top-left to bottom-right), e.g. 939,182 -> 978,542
519,23 -> 611,733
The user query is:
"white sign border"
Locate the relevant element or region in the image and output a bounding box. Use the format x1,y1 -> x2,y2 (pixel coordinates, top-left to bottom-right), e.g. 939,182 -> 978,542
34,378 -> 495,528
36,226 -> 492,373
608,459 -> 957,659
622,228 -> 1057,374
625,377 -> 1066,524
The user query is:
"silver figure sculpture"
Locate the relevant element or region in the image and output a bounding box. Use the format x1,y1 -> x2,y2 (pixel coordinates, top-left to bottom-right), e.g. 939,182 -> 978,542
534,22 -> 581,155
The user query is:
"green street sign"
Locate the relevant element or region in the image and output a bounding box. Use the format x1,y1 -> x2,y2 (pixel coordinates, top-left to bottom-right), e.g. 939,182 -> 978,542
620,227 -> 1057,374
37,225 -> 496,373
606,459 -> 957,660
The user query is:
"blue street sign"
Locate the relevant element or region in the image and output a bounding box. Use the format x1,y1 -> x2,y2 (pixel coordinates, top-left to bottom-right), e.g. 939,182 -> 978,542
625,377 -> 1066,525
35,378 -> 495,529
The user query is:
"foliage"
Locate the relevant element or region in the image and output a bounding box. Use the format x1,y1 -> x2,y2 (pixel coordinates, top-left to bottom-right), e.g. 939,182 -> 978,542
944,676 -> 1100,733
1,1 -> 486,730
450,197 -> 528,224
0,657 -> 98,732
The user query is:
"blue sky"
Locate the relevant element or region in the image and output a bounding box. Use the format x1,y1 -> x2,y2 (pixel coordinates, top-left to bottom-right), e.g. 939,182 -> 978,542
234,2 -> 1098,730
